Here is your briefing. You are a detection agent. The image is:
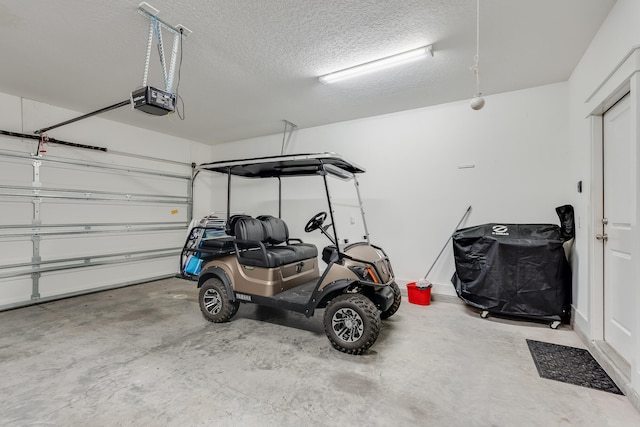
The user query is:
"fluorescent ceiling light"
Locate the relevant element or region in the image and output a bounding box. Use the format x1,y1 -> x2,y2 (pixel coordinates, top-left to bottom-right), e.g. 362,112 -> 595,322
319,45 -> 433,85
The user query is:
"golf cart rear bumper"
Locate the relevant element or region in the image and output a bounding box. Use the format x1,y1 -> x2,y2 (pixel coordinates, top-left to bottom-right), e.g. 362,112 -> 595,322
373,284 -> 395,312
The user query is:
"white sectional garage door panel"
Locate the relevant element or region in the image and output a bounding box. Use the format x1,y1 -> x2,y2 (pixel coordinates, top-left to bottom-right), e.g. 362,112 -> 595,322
0,138 -> 191,309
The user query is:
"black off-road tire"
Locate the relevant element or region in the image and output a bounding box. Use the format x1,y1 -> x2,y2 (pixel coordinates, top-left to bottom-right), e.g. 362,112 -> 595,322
323,294 -> 381,355
380,282 -> 402,320
199,278 -> 239,323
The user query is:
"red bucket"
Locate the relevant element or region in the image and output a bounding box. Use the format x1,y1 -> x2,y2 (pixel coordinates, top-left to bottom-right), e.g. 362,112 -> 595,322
406,282 -> 431,305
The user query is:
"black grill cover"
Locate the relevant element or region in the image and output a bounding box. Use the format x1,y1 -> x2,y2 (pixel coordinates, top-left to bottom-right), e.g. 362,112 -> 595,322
451,206 -> 573,319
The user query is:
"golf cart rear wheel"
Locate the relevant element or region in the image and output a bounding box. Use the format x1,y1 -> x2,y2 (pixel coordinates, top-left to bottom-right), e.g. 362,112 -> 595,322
380,282 -> 402,319
323,294 -> 380,355
199,278 -> 239,323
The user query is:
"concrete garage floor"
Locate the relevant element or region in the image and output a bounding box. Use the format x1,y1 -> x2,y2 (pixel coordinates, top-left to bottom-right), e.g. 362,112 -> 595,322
1,278 -> 639,426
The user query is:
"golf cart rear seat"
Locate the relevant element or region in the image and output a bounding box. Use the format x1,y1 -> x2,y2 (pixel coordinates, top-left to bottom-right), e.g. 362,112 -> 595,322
200,237 -> 234,250
230,215 -> 317,268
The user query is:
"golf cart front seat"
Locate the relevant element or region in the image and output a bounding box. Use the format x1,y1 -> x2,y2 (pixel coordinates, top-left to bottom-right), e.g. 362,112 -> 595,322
258,215 -> 318,260
232,216 -> 299,268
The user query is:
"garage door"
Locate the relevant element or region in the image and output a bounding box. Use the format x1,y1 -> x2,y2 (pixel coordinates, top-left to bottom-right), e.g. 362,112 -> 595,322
0,138 -> 192,310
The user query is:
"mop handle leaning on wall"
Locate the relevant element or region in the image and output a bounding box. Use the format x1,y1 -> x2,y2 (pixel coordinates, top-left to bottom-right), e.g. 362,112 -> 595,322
422,205 -> 472,281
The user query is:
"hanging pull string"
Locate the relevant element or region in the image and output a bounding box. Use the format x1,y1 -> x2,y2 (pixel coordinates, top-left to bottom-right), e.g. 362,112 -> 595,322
470,0 -> 481,97
476,0 -> 480,96
36,134 -> 48,155
469,0 -> 485,109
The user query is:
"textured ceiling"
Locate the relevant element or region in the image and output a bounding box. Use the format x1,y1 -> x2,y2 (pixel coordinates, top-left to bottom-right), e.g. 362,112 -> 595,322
0,0 -> 615,144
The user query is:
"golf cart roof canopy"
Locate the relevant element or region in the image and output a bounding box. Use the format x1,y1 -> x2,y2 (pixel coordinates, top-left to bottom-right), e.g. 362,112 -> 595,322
198,153 -> 365,179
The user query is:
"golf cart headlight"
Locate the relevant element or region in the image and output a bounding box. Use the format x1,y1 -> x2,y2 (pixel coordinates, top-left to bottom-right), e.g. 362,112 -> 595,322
349,266 -> 365,278
365,267 -> 380,284
348,266 -> 380,283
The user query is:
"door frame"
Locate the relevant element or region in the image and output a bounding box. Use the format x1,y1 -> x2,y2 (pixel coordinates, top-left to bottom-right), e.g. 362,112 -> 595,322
589,114 -> 605,341
587,47 -> 640,391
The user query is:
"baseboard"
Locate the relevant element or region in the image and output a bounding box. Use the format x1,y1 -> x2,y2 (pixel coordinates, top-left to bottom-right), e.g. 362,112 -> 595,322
571,305 -> 589,337
431,292 -> 464,305
397,279 -> 463,305
431,281 -> 457,297
574,315 -> 640,414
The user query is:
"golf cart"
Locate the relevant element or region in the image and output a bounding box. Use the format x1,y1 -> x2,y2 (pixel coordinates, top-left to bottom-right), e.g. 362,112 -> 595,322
180,153 -> 400,354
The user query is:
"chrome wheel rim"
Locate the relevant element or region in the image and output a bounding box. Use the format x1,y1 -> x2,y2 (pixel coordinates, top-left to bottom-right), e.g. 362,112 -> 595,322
203,288 -> 222,315
332,308 -> 364,343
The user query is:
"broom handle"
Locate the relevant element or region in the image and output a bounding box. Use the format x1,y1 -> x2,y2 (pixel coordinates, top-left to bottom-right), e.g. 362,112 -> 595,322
423,205 -> 472,280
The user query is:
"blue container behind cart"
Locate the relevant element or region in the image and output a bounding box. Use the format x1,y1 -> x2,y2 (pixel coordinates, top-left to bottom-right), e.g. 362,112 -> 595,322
184,255 -> 203,275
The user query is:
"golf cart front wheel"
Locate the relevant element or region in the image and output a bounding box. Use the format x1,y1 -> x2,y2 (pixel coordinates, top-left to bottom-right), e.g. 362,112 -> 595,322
323,294 -> 381,355
199,278 -> 239,323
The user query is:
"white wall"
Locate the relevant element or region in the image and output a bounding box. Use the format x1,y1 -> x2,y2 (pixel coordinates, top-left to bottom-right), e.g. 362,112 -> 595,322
210,82 -> 571,295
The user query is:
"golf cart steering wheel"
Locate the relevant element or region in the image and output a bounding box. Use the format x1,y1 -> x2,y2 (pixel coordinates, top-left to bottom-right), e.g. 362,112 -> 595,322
305,211 -> 328,233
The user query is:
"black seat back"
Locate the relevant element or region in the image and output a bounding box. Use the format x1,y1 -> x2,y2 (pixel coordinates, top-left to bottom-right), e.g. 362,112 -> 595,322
233,216 -> 298,268
259,215 -> 319,261
258,215 -> 289,245
226,214 -> 252,237
234,217 -> 267,242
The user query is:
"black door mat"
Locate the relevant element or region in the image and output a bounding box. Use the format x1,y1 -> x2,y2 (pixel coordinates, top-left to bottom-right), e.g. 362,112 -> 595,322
526,339 -> 623,395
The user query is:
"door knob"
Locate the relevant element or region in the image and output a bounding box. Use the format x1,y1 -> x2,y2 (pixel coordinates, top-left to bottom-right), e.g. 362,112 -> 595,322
596,233 -> 608,241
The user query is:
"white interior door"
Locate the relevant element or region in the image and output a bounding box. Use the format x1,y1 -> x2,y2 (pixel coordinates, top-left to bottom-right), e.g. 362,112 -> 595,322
603,93 -> 636,363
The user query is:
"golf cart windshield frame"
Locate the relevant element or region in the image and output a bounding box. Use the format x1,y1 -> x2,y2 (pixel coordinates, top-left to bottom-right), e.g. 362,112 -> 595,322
196,153 -> 370,245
